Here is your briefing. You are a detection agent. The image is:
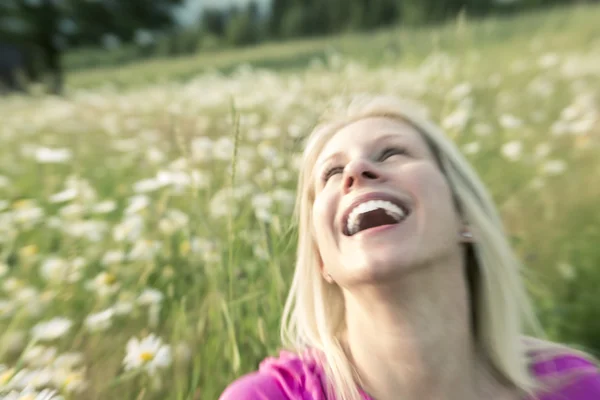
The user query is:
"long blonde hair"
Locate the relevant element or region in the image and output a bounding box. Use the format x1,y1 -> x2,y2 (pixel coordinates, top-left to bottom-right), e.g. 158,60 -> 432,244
280,95 -> 591,400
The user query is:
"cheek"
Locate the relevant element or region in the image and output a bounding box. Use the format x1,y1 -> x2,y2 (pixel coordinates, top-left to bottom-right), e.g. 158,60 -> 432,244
312,193 -> 336,242
404,163 -> 455,214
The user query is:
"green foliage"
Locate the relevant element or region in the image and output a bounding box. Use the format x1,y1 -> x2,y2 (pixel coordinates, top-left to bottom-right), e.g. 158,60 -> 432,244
279,4 -> 309,38
225,10 -> 263,47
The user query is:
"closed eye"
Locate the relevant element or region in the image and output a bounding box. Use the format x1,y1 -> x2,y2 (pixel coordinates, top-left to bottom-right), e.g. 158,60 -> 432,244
322,166 -> 343,182
321,147 -> 408,183
379,146 -> 408,161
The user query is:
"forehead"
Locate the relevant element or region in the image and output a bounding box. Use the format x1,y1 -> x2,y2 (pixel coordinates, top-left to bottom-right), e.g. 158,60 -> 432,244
318,116 -> 425,160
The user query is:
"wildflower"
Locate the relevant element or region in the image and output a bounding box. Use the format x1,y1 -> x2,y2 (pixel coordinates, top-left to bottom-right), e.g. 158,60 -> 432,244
124,195 -> 150,215
62,220 -> 108,242
0,365 -> 15,387
551,120 -> 569,136
448,82 -> 472,100
85,308 -> 114,332
31,318 -> 72,342
12,204 -> 44,228
442,107 -> 470,131
501,140 -> 523,162
128,239 -> 160,262
533,143 -> 551,160
213,137 -> 234,161
48,188 -> 78,203
113,215 -> 144,243
123,334 -> 172,375
22,345 -> 57,367
40,257 -> 83,284
52,367 -> 87,393
1,387 -> 63,400
86,272 -> 120,297
137,288 -> 164,306
133,177 -> 164,194
101,250 -> 125,266
191,137 -> 213,161
3,277 -> 24,292
498,114 -> 523,129
112,300 -> 134,316
58,204 -> 84,219
252,193 -> 273,222
462,141 -> 481,155
158,209 -> 189,235
91,200 -> 117,214
191,136 -> 213,161
541,160 -> 567,176
10,367 -> 53,390
53,352 -> 84,371
34,147 -> 72,164
146,147 -> 165,164
538,52 -> 559,69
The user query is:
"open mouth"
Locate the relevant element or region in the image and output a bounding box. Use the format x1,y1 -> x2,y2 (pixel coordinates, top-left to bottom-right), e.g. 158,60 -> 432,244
342,194 -> 411,237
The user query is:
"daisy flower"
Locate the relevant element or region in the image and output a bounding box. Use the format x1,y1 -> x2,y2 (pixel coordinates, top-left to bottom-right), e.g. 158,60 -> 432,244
30,318 -> 72,342
123,334 -> 172,376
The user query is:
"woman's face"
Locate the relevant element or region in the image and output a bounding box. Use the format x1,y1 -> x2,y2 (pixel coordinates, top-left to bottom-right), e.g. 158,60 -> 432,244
312,116 -> 464,287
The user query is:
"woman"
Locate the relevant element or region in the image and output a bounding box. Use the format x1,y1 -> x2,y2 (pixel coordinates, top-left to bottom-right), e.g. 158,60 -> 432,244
219,95 -> 600,400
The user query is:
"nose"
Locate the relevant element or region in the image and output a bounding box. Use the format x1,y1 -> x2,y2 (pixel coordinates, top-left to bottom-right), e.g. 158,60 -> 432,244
342,158 -> 381,193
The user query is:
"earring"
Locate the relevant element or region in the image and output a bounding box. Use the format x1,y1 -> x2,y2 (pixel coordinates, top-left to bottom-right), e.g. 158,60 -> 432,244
325,272 -> 334,283
460,228 -> 475,243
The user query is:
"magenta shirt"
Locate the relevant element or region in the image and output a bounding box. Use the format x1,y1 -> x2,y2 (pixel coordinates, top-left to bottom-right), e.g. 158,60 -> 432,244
219,348 -> 600,399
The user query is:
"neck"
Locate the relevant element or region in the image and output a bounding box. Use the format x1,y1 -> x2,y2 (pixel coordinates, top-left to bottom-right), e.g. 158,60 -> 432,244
340,254 -> 510,400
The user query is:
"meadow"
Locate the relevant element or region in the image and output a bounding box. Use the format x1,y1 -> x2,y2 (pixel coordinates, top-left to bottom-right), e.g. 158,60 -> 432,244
1,4 -> 600,399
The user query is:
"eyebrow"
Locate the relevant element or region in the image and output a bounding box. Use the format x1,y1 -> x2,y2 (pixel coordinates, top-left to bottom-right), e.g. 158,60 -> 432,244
316,133 -> 407,170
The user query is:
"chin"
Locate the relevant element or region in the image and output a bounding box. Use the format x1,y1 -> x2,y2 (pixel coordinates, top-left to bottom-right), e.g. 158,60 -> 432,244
340,252 -> 415,284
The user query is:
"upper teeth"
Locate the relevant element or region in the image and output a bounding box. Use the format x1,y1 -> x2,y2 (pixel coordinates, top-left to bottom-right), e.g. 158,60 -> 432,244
346,199 -> 406,236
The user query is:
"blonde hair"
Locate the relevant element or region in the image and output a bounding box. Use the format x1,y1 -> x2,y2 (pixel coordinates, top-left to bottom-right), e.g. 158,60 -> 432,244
280,95 -> 594,400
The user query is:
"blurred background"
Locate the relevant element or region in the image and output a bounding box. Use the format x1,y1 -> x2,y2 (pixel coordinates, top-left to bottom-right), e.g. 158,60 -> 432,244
0,0 -> 599,399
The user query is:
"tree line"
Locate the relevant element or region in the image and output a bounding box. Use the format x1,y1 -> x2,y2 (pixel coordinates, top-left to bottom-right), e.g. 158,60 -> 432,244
1,0 -> 597,93
202,0 -> 597,47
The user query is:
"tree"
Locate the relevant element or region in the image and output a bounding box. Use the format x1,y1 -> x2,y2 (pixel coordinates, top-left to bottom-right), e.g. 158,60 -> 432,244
201,7 -> 227,37
269,0 -> 293,36
0,0 -> 184,94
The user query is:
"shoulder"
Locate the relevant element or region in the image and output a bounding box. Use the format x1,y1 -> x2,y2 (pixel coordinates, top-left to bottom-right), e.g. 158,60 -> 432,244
219,348 -> 328,400
524,338 -> 600,399
219,370 -> 288,400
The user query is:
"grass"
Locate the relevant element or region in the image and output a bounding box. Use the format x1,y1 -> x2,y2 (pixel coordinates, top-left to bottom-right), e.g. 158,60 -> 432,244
0,3 -> 599,399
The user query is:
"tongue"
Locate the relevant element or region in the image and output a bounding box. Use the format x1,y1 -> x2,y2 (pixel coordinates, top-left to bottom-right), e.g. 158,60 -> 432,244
357,208 -> 400,233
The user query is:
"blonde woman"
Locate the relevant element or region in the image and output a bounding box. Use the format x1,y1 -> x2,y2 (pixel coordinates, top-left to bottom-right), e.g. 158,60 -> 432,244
219,95 -> 600,400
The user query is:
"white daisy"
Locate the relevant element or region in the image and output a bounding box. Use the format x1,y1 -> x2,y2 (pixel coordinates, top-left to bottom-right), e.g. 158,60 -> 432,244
137,288 -> 164,306
1,387 -> 63,400
123,334 -> 172,376
31,318 -> 72,342
85,309 -> 114,332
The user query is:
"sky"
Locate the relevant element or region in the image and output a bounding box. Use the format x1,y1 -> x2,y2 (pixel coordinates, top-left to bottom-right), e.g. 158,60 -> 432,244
174,0 -> 271,26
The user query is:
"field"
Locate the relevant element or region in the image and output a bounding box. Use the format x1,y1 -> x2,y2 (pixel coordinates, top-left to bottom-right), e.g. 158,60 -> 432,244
1,4 -> 600,399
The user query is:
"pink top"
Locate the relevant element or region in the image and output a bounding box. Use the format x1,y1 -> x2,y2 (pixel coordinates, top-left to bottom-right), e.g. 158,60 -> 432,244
219,348 -> 600,400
